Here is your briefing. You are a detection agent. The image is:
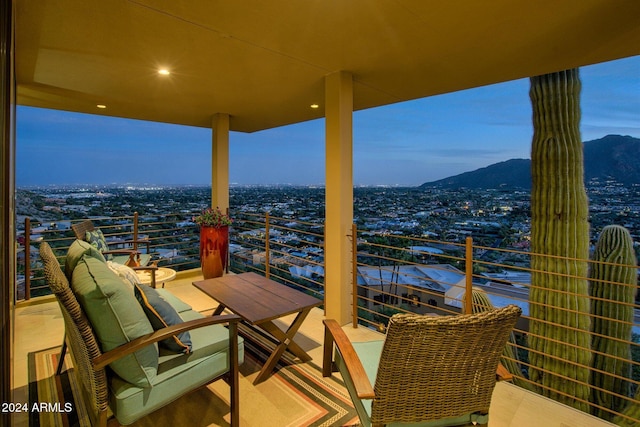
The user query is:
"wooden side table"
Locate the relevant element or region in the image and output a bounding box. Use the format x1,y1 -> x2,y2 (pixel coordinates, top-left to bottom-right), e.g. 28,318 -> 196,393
136,267 -> 176,288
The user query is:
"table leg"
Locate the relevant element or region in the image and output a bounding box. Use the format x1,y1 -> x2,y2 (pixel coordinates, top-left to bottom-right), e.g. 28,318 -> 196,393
253,309 -> 312,384
212,304 -> 226,316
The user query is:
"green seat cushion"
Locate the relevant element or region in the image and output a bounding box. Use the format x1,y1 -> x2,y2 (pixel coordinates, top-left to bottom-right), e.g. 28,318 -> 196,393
336,340 -> 489,427
71,252 -> 158,387
108,309 -> 244,425
134,284 -> 192,354
335,340 -> 383,427
65,239 -> 105,280
111,253 -> 151,267
156,288 -> 192,313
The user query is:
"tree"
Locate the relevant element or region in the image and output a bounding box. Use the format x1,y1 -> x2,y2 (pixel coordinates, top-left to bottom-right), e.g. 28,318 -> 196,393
528,69 -> 591,411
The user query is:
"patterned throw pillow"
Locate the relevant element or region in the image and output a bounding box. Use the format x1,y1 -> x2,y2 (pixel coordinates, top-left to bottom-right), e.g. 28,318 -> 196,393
86,229 -> 113,260
134,284 -> 192,354
107,261 -> 140,294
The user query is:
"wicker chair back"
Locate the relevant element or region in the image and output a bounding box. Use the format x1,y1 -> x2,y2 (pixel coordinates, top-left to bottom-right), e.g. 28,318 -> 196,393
39,241 -> 109,425
371,305 -> 522,425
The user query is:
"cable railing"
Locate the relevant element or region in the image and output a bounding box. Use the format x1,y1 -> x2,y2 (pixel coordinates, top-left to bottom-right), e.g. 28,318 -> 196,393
353,228 -> 640,425
229,211 -> 325,301
17,211 -> 327,302
17,212 -> 640,423
17,212 -> 203,300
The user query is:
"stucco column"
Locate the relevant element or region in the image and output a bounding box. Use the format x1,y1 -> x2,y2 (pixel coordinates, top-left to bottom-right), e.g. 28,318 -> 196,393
324,71 -> 353,325
211,113 -> 230,212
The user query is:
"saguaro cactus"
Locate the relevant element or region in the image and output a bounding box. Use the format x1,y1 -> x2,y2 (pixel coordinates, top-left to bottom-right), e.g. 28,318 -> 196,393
528,69 -> 591,411
613,388 -> 640,426
590,225 -> 637,421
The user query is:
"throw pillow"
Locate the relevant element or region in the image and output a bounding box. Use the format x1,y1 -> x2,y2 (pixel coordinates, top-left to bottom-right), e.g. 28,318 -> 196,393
72,253 -> 158,387
134,284 -> 192,354
86,229 -> 113,260
65,239 -> 106,280
107,261 -> 140,294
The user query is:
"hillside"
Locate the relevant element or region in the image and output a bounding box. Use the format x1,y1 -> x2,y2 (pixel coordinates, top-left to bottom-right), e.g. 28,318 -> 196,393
420,135 -> 640,189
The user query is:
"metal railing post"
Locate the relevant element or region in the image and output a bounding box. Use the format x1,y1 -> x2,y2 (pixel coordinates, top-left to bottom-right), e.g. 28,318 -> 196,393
265,212 -> 270,279
352,223 -> 358,327
24,217 -> 31,300
464,236 -> 473,314
133,211 -> 139,251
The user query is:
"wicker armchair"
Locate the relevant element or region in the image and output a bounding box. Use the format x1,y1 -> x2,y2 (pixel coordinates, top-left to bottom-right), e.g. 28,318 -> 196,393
40,241 -> 242,426
72,219 -> 160,286
323,305 -> 522,427
72,219 -> 153,267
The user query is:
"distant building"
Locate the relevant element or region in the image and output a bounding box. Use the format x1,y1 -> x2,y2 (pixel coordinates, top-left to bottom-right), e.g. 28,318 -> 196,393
357,263 -> 531,331
357,264 -> 465,314
289,264 -> 324,279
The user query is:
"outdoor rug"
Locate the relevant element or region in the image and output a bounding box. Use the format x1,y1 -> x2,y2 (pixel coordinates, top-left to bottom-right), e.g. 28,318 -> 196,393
28,336 -> 358,427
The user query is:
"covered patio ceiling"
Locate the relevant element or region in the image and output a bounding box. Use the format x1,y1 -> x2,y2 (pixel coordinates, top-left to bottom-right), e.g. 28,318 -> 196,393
15,0 -> 640,133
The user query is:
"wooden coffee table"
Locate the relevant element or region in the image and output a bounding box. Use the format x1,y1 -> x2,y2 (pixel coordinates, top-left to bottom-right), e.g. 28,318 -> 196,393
193,272 -> 323,384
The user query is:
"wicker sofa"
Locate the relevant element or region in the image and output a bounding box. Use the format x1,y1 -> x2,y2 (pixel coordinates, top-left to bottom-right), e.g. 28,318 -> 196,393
40,240 -> 243,426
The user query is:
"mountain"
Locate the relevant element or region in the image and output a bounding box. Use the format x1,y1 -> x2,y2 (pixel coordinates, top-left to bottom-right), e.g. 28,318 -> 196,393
420,135 -> 640,190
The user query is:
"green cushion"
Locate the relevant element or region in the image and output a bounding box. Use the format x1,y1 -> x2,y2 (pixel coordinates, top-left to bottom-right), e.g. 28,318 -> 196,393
336,340 -> 383,427
86,229 -> 113,260
65,239 -> 105,280
108,309 -> 245,425
336,339 -> 490,427
71,252 -> 158,387
134,284 -> 192,354
156,288 -> 192,313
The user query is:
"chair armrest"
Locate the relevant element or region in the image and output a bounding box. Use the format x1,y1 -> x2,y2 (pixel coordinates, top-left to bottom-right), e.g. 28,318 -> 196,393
130,264 -> 158,287
496,362 -> 514,381
323,319 -> 375,399
123,238 -> 149,244
130,265 -> 158,272
102,249 -> 140,268
92,314 -> 241,370
102,249 -> 138,256
122,238 -> 151,251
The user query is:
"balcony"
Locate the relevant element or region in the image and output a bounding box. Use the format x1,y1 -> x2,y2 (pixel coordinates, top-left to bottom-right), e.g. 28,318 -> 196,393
6,3 -> 640,426
13,211 -> 639,426
14,272 -> 619,427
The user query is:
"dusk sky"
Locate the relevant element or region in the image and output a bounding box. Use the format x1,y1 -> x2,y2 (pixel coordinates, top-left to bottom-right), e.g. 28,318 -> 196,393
17,56 -> 639,188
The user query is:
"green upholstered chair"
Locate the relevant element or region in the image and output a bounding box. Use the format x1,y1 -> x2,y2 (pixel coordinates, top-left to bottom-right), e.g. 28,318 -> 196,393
40,241 -> 243,426
72,219 -> 153,268
72,219 -> 161,287
323,305 -> 521,427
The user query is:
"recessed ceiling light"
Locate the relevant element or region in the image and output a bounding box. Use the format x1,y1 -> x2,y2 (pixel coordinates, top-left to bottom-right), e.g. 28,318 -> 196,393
96,104 -> 106,109
310,104 -> 319,109
158,69 -> 170,75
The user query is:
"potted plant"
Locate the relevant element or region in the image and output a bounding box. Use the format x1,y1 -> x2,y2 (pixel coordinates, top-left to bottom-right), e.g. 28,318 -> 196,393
193,207 -> 232,279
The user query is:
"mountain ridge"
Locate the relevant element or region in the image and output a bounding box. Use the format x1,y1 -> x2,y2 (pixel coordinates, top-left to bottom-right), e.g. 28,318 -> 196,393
420,135 -> 640,190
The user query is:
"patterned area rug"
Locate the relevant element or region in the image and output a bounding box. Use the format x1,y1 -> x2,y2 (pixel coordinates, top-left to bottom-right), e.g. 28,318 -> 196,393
29,336 -> 359,427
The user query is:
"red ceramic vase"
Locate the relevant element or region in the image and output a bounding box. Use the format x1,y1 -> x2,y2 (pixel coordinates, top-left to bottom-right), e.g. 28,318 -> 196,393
199,226 -> 229,279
